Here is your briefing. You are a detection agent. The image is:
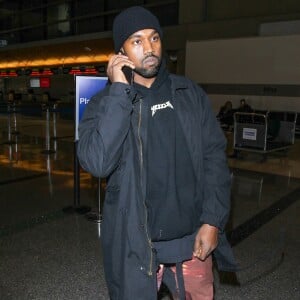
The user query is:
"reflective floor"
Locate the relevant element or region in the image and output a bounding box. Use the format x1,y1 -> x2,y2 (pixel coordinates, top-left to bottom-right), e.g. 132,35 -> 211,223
0,111 -> 299,299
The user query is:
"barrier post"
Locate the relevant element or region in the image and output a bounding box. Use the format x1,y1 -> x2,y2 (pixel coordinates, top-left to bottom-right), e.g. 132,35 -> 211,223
85,177 -> 103,223
41,105 -> 56,155
4,103 -> 16,145
73,140 -> 92,213
52,103 -> 58,153
63,75 -> 108,215
62,139 -> 91,214
11,103 -> 20,136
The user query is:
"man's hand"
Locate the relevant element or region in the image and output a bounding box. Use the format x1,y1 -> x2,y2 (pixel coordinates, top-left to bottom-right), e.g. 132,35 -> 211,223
193,224 -> 219,261
106,53 -> 135,84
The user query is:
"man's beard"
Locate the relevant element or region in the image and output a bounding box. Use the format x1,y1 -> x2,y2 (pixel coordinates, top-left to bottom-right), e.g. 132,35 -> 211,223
134,55 -> 162,78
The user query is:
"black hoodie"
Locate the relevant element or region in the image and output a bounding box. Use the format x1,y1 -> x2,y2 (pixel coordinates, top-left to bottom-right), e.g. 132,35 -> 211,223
134,61 -> 197,242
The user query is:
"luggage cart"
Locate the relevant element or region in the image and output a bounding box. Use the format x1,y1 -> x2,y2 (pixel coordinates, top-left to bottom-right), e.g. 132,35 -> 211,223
233,111 -> 297,161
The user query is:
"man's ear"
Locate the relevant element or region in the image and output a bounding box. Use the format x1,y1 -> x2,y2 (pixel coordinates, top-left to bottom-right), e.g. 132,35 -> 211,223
119,48 -> 125,55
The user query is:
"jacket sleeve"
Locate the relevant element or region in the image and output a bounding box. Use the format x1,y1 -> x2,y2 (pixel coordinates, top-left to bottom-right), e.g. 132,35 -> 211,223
77,82 -> 134,178
198,88 -> 232,231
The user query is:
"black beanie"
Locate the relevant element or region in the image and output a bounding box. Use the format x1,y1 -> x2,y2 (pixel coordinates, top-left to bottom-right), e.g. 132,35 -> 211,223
112,6 -> 163,53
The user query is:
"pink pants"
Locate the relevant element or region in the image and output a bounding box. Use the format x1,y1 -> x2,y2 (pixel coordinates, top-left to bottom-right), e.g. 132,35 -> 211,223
157,256 -> 213,300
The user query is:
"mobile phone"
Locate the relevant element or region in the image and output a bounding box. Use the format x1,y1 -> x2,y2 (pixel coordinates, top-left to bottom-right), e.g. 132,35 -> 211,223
122,65 -> 133,84
119,49 -> 133,84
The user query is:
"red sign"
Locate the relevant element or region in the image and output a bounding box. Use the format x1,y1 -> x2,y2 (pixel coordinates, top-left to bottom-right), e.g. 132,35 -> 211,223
40,77 -> 50,88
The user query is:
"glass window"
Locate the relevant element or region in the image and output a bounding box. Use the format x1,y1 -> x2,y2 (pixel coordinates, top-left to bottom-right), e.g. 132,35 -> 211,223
47,3 -> 70,38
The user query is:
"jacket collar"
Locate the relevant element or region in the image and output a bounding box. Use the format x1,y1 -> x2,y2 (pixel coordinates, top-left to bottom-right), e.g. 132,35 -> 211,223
169,74 -> 189,91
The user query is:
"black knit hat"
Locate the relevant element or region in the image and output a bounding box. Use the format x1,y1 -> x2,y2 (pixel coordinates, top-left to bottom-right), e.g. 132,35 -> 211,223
112,6 -> 163,53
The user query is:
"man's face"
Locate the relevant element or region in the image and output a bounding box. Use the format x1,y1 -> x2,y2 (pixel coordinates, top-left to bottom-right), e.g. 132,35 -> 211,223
122,29 -> 162,78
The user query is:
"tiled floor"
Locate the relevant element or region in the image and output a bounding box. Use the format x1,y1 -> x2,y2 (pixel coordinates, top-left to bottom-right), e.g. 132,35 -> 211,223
0,111 -> 299,299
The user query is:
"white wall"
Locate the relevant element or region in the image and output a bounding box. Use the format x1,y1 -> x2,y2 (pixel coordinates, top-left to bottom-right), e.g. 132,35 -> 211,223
185,35 -> 300,112
186,35 -> 300,85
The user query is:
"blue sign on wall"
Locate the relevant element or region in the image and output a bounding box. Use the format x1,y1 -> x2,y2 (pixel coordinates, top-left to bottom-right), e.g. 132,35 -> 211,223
75,76 -> 108,141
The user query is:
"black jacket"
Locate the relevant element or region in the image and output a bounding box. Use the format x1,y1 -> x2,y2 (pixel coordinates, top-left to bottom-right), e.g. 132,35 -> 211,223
77,74 -> 236,300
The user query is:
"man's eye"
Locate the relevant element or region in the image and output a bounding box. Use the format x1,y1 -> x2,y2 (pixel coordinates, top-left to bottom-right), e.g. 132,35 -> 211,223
152,35 -> 160,41
133,39 -> 141,45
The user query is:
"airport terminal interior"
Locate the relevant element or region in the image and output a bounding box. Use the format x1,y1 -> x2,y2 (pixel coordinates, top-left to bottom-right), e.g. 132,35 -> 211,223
0,1 -> 300,299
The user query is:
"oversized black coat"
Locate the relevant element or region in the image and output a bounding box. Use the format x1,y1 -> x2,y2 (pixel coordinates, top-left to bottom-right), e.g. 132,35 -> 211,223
77,74 -> 236,299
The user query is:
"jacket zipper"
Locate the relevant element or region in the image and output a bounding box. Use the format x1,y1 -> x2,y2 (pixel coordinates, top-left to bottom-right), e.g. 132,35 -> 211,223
137,99 -> 153,276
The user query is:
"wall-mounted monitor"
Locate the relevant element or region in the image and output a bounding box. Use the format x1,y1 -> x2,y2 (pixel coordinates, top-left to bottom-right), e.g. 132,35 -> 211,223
29,77 -> 51,88
30,78 -> 40,88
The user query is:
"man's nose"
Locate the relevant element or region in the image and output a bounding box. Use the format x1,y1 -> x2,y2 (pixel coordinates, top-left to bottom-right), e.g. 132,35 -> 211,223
143,40 -> 153,55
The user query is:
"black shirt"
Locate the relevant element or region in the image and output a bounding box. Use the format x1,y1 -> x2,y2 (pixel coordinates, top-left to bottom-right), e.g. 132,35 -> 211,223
134,67 -> 197,241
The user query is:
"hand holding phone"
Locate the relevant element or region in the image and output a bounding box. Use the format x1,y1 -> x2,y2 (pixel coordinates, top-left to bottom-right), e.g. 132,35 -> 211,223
121,65 -> 133,84
107,51 -> 135,84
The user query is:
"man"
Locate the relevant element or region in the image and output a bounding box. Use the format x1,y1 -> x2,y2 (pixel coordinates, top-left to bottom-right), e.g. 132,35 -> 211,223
238,99 -> 253,113
77,6 -> 236,300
